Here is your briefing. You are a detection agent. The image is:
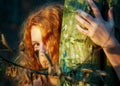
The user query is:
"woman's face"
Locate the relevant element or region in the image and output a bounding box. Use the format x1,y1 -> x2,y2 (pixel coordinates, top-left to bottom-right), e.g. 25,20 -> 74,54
31,25 -> 50,68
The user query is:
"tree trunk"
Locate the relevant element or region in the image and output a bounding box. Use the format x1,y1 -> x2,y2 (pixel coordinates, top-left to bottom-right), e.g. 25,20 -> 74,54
59,0 -> 120,86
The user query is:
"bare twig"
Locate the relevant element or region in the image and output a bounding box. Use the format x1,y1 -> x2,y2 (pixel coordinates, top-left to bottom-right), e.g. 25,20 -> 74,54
1,34 -> 13,52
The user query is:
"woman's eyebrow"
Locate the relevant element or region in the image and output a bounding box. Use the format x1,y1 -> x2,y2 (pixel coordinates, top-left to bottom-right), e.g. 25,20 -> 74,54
32,41 -> 39,43
31,41 -> 37,44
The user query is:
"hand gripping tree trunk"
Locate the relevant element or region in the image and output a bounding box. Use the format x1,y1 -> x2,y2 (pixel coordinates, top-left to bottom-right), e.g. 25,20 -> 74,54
59,0 -> 120,86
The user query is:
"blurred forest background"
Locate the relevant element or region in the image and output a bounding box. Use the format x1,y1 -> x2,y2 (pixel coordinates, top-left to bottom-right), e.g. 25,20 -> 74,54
0,0 -> 64,86
0,0 -> 63,49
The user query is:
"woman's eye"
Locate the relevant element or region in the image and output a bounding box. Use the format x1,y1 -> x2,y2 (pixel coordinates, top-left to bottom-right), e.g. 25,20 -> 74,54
33,42 -> 40,47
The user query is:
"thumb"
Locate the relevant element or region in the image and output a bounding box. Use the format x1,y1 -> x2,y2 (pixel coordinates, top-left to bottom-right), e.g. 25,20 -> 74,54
108,7 -> 114,27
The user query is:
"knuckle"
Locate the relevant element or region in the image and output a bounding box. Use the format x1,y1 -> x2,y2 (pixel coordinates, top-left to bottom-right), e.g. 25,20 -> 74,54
82,21 -> 86,25
90,31 -> 96,38
85,14 -> 90,19
95,8 -> 99,13
93,7 -> 99,13
94,23 -> 100,28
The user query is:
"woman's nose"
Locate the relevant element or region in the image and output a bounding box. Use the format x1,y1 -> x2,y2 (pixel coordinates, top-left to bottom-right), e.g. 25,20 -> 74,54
34,42 -> 45,52
34,43 -> 40,51
39,42 -> 46,52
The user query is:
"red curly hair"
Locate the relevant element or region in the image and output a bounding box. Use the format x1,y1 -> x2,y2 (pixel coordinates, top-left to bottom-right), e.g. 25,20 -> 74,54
17,4 -> 63,85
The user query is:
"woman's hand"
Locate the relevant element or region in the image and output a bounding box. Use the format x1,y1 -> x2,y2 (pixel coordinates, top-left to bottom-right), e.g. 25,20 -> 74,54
75,0 -> 118,48
75,0 -> 120,80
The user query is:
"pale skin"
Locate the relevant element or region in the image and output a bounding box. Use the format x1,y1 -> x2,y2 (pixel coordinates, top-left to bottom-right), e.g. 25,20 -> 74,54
75,0 -> 120,80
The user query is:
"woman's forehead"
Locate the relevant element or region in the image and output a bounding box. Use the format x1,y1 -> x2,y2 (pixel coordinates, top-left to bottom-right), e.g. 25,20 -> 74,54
31,25 -> 41,42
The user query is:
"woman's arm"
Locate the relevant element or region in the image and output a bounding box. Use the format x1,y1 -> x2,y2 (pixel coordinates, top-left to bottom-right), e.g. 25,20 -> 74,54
75,0 -> 120,80
103,38 -> 120,80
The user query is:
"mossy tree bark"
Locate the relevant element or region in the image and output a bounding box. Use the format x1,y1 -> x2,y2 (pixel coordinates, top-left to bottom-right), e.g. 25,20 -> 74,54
59,0 -> 120,86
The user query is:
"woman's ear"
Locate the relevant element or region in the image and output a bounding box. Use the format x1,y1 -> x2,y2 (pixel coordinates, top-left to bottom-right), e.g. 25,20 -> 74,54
19,41 -> 25,52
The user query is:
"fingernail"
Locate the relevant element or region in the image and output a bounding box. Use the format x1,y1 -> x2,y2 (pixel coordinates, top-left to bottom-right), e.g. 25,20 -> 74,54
77,9 -> 82,14
88,0 -> 92,2
110,7 -> 113,10
75,15 -> 78,19
88,0 -> 93,4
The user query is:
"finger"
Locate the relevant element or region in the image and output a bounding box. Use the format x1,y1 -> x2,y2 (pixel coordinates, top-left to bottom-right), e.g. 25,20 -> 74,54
108,7 -> 114,27
77,9 -> 96,25
76,24 -> 89,36
88,0 -> 102,19
75,15 -> 91,29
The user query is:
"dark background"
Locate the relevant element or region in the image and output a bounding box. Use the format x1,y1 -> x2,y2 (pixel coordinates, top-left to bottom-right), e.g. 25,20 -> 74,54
0,0 -> 64,49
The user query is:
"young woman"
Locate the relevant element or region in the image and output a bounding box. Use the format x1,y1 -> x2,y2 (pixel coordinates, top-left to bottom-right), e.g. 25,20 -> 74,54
16,4 -> 63,86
